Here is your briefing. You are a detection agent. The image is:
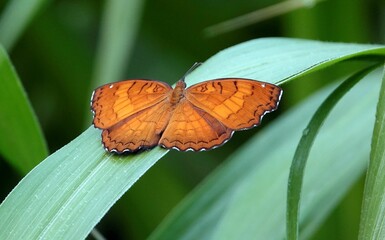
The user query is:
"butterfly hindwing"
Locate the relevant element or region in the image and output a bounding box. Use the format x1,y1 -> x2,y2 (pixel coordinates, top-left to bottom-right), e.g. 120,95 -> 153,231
159,99 -> 233,151
102,100 -> 173,153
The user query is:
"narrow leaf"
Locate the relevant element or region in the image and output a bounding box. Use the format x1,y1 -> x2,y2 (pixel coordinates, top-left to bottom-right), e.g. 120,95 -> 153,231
286,64 -> 380,240
150,68 -> 383,240
185,38 -> 385,85
0,127 -> 167,239
0,0 -> 51,50
0,44 -> 48,173
0,38 -> 385,239
204,0 -> 325,37
92,0 -> 144,88
359,65 -> 385,239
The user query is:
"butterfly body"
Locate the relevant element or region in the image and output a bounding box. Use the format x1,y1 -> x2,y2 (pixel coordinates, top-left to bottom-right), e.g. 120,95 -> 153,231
169,80 -> 186,105
91,77 -> 282,153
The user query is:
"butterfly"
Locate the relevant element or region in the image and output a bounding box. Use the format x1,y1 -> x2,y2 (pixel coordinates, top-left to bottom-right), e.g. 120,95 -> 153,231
91,64 -> 282,153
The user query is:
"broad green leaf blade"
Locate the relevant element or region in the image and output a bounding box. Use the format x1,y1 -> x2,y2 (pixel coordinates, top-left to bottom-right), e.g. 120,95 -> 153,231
186,38 -> 385,85
287,64 -> 379,240
359,66 -> 385,239
0,127 -> 168,239
150,68 -> 382,240
92,0 -> 144,88
0,45 -> 48,173
0,0 -> 51,50
1,38 -> 385,239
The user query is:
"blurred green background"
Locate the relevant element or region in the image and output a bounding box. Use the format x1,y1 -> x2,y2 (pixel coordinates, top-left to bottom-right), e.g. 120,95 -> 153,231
0,0 -> 383,239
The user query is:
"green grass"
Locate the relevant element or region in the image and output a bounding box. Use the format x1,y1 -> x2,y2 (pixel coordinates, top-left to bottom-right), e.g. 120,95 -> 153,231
286,64 -> 381,240
359,66 -> 385,239
0,45 -> 48,174
0,0 -> 51,50
1,0 -> 384,239
0,38 -> 385,239
92,0 -> 144,88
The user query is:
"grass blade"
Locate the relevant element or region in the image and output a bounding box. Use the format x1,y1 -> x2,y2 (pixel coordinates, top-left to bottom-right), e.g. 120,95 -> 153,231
186,38 -> 385,85
286,64 -> 380,240
0,127 -> 168,239
92,0 -> 144,88
0,38 -> 385,239
150,67 -> 383,240
0,44 -> 48,173
0,0 -> 51,50
204,0 -> 325,37
359,65 -> 385,239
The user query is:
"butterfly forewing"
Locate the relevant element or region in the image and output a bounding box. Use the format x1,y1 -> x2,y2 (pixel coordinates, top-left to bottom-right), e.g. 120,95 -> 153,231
185,78 -> 282,130
91,80 -> 172,129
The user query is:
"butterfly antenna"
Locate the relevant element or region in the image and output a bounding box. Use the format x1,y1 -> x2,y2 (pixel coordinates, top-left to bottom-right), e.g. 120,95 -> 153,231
181,62 -> 202,82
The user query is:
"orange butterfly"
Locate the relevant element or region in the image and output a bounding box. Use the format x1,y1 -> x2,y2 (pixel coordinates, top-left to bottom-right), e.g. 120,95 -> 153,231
91,65 -> 282,153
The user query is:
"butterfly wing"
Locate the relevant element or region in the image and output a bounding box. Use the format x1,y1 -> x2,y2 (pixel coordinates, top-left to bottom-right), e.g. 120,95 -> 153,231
91,79 -> 173,153
159,99 -> 233,151
91,79 -> 172,129
101,101 -> 172,153
185,78 -> 282,130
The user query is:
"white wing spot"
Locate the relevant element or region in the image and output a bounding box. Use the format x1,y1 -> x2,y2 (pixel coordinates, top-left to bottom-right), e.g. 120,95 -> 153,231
109,84 -> 114,89
261,83 -> 266,88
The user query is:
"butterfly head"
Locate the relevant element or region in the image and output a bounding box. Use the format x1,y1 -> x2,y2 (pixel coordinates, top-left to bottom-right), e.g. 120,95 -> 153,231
176,79 -> 186,88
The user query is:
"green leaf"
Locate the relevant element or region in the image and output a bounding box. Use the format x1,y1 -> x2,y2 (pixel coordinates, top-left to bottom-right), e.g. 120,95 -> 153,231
0,0 -> 51,50
359,65 -> 385,238
0,38 -> 385,239
203,0 -> 326,37
92,0 -> 144,88
286,64 -> 380,240
185,38 -> 385,84
150,67 -> 383,240
0,44 -> 48,173
0,126 -> 167,239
